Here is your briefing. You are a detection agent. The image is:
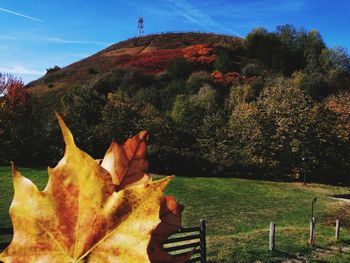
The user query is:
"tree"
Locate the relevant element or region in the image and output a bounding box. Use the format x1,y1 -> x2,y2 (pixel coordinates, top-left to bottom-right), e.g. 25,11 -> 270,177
61,85 -> 106,156
92,69 -> 126,95
99,92 -> 140,144
227,103 -> 262,171
304,30 -> 326,74
119,69 -> 155,95
322,47 -> 350,71
276,24 -> 297,48
160,79 -> 186,111
170,95 -> 197,128
214,53 -> 233,73
0,74 -> 27,105
0,74 -> 46,166
166,57 -> 192,79
46,65 -> 61,74
253,79 -> 343,181
245,27 -> 283,69
185,71 -> 214,94
275,24 -> 306,74
197,112 -> 227,174
192,84 -> 219,114
226,84 -> 255,111
242,64 -> 262,77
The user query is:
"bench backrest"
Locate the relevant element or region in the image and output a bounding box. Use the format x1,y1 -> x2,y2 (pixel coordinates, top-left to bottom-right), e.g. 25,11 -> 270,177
164,219 -> 206,263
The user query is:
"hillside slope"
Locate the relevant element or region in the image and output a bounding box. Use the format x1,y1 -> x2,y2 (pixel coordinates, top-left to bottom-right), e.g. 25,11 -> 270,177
27,32 -> 242,95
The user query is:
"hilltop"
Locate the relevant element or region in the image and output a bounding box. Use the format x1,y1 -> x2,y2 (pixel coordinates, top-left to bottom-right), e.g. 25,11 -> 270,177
27,32 -> 242,95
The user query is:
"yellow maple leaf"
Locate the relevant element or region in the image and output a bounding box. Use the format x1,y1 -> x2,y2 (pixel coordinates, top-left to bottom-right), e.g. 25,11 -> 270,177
0,114 -> 191,263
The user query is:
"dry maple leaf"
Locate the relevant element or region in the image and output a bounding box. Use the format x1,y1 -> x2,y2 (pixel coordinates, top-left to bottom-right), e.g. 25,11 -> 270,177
0,114 -> 191,263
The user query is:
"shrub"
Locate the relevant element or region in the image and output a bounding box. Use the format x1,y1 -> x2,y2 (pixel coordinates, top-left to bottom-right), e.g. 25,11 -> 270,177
214,53 -> 234,73
185,71 -> 213,94
166,57 -> 192,79
182,44 -> 216,65
126,49 -> 183,74
92,70 -> 125,95
46,66 -> 61,74
242,63 -> 261,77
87,67 -> 98,75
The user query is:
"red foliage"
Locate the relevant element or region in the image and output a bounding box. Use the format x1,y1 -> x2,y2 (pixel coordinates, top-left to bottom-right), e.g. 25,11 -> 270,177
211,71 -> 256,86
0,74 -> 27,107
211,71 -> 224,83
125,49 -> 183,74
182,44 -> 216,64
223,72 -> 241,85
113,54 -> 132,66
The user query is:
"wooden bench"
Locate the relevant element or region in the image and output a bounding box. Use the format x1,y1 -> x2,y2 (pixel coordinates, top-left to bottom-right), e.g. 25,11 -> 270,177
0,219 -> 207,263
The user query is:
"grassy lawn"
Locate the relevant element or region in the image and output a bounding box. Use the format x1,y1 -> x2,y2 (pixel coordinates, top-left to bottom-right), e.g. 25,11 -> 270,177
1,166 -> 350,262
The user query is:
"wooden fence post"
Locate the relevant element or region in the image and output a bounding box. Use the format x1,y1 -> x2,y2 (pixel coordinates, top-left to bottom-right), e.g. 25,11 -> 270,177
309,220 -> 315,245
335,219 -> 340,240
269,222 -> 275,251
200,219 -> 207,263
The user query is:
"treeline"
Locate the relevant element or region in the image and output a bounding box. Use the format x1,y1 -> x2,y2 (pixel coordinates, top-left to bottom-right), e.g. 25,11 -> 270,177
1,25 -> 349,183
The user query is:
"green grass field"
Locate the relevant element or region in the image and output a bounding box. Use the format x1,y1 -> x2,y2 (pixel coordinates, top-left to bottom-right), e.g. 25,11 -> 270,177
1,166 -> 350,262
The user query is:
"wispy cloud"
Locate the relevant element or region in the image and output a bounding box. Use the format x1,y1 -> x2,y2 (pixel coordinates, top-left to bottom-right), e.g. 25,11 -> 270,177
0,65 -> 44,75
215,0 -> 305,17
161,0 -> 241,36
0,7 -> 42,22
41,36 -> 111,46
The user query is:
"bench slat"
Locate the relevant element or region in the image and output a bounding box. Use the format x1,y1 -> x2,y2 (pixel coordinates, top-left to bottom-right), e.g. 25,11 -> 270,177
164,241 -> 200,253
178,227 -> 200,233
187,256 -> 202,263
164,234 -> 200,244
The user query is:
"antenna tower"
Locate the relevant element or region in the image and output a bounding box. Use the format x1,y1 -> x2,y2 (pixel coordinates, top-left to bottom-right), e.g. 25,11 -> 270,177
137,17 -> 144,36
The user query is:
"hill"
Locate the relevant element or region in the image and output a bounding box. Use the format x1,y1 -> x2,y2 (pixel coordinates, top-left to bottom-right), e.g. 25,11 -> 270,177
1,166 -> 350,262
27,32 -> 242,95
2,25 -> 349,182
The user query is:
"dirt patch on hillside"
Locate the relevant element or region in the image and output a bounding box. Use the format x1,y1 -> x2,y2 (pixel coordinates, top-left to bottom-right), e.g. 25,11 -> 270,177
100,47 -> 145,57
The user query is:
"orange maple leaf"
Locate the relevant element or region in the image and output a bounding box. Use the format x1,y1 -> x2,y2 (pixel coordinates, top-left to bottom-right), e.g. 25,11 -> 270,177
0,114 -> 191,262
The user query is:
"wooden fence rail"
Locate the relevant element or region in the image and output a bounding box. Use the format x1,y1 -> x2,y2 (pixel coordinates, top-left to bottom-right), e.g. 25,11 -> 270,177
0,220 -> 206,263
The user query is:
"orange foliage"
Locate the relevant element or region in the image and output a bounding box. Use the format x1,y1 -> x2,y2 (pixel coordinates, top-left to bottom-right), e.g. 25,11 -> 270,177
126,49 -> 183,74
182,44 -> 216,64
325,92 -> 350,140
326,93 -> 350,114
211,71 -> 256,86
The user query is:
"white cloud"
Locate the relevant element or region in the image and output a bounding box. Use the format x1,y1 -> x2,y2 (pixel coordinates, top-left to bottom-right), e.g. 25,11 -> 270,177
161,0 -> 241,36
0,7 -> 42,22
42,37 -> 111,46
0,65 -> 44,75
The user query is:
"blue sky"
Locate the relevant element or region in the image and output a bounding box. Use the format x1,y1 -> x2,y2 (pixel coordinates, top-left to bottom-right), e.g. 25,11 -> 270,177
0,0 -> 349,83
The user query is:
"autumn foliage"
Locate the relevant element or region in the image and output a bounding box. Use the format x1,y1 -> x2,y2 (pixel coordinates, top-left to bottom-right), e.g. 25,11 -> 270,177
325,92 -> 350,140
211,71 -> 256,86
0,114 -> 190,262
182,44 -> 216,65
126,49 -> 183,74
0,74 -> 27,108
